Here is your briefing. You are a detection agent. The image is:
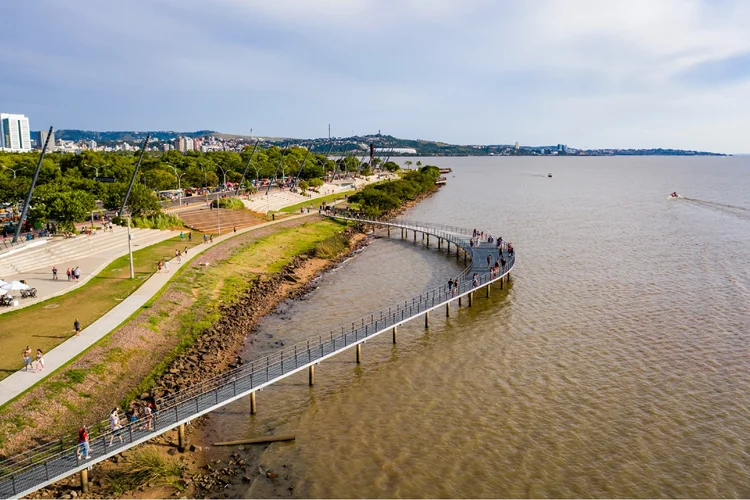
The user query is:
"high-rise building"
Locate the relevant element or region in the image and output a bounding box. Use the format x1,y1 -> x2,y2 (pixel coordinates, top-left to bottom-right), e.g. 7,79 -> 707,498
36,129 -> 56,152
0,113 -> 32,152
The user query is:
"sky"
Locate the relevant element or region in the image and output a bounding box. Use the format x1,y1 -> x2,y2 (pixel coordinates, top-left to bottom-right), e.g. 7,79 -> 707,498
2,0 -> 750,153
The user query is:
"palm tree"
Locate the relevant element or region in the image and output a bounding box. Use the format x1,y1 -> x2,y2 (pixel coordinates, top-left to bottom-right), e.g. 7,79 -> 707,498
404,160 -> 413,170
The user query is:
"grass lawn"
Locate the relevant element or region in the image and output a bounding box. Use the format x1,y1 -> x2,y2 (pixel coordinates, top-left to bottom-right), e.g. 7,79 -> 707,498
0,233 -> 205,381
276,190 -> 354,214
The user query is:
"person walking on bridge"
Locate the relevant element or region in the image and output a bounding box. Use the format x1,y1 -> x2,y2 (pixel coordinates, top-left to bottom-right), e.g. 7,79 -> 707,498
77,425 -> 91,460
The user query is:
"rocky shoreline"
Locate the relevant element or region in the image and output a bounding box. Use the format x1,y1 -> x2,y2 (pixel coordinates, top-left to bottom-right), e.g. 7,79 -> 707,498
29,186 -> 440,499
28,225 -> 368,500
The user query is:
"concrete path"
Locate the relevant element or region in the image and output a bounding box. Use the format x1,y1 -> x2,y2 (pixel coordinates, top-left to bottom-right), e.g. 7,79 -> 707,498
0,211 -> 320,406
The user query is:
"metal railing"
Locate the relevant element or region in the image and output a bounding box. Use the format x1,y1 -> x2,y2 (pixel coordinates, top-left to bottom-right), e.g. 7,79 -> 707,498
0,218 -> 515,499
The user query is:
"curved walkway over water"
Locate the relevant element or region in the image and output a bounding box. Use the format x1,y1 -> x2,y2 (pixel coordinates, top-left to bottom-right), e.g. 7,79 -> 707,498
0,218 -> 515,499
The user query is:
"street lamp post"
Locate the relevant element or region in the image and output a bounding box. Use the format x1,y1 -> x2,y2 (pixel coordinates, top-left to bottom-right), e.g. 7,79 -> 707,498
165,164 -> 186,205
1,165 -> 26,178
127,214 -> 134,279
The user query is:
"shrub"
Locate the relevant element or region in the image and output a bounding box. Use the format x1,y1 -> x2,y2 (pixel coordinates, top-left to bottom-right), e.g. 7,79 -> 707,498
211,197 -> 245,209
113,213 -> 183,229
309,178 -> 324,188
105,446 -> 183,494
314,233 -> 349,259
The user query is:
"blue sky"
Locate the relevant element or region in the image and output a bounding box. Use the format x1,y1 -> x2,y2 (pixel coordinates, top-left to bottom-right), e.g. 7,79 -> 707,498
2,0 -> 750,152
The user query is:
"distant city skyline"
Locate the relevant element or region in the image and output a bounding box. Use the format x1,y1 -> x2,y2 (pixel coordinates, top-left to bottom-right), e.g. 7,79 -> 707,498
2,1 -> 750,153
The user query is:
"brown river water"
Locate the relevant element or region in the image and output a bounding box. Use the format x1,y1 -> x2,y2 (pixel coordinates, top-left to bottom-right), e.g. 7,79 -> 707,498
200,156 -> 750,498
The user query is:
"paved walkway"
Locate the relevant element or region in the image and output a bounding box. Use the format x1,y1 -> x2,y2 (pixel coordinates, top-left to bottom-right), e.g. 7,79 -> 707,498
0,211 -> 320,406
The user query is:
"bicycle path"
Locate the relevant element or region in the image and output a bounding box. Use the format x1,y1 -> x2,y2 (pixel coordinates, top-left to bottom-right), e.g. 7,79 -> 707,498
0,212 -> 320,407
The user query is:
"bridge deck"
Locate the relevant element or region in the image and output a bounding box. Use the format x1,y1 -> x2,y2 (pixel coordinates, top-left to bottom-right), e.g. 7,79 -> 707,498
0,218 -> 515,499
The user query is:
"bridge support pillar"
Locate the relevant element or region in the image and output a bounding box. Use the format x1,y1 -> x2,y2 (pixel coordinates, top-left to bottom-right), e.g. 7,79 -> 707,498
426,234 -> 430,247
392,326 -> 397,343
177,423 -> 186,452
414,231 -> 416,243
469,292 -> 473,307
446,302 -> 450,317
80,468 -> 90,493
387,226 -> 390,237
456,246 -> 459,259
356,344 -> 362,364
500,277 -> 503,290
424,311 -> 429,329
458,295 -> 462,306
486,284 -> 491,298
250,392 -> 257,415
464,252 -> 467,264
438,238 -> 442,249
309,365 -> 315,386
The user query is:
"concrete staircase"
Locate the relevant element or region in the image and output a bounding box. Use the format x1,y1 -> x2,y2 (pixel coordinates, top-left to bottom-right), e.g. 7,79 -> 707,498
0,226 -> 176,277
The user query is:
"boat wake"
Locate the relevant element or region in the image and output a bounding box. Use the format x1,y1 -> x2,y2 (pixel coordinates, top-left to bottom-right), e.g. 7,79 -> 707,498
681,197 -> 750,221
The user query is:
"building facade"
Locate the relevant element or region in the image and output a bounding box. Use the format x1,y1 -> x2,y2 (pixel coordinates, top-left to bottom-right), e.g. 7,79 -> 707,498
37,129 -> 56,152
0,113 -> 32,152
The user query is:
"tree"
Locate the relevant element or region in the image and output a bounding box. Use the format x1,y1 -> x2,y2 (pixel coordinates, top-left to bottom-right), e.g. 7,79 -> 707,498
48,191 -> 97,232
383,161 -> 400,172
105,183 -> 161,216
404,160 -> 413,170
143,169 -> 177,191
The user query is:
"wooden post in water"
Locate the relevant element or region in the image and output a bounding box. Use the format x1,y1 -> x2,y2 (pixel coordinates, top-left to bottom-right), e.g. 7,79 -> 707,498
446,302 -> 450,317
458,295 -> 462,306
356,344 -> 362,363
80,469 -> 89,493
387,226 -> 390,237
424,311 -> 429,329
178,423 -> 186,452
500,276 -> 503,290
308,365 -> 315,386
250,392 -> 257,414
392,326 -> 397,343
486,284 -> 491,298
469,292 -> 473,307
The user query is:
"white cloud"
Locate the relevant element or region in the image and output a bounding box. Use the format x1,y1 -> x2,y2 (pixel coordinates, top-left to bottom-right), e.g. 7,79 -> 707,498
2,0 -> 750,151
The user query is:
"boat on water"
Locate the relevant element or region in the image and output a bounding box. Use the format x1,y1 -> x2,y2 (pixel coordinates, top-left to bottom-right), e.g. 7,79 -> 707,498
548,173 -> 553,178
668,192 -> 682,199
439,168 -> 452,174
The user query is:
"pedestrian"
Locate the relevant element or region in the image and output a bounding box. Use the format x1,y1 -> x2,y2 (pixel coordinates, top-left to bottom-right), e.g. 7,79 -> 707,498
108,408 -> 123,446
52,266 -> 58,280
486,254 -> 492,269
177,251 -> 182,264
209,235 -> 214,243
164,260 -> 169,273
74,318 -> 81,336
203,234 -> 208,244
34,349 -> 44,372
180,231 -> 184,241
157,261 -> 162,272
143,403 -> 154,431
233,226 -> 237,233
128,407 -> 139,428
77,425 -> 91,460
472,273 -> 479,287
184,246 -> 188,255
74,267 -> 81,280
66,268 -> 72,281
22,345 -> 32,371
188,232 -> 192,242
